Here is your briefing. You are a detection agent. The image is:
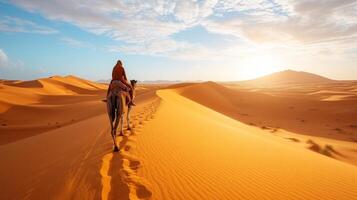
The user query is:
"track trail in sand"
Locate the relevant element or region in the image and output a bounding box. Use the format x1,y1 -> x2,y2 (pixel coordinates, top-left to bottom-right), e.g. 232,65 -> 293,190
100,98 -> 161,200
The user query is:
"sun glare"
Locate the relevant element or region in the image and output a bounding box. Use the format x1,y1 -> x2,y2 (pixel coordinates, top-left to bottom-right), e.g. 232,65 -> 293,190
239,54 -> 281,80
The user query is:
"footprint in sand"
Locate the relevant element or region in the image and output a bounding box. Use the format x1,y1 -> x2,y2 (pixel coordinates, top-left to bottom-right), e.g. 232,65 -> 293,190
285,137 -> 300,142
124,145 -> 131,151
129,160 -> 141,171
136,184 -> 152,199
110,100 -> 159,199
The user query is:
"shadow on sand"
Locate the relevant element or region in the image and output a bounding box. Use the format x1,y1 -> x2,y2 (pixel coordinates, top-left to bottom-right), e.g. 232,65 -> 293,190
105,135 -> 130,200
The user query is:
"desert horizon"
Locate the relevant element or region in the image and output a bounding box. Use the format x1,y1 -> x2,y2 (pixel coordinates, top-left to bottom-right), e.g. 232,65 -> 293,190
2,69 -> 357,84
1,69 -> 357,199
1,0 -> 357,199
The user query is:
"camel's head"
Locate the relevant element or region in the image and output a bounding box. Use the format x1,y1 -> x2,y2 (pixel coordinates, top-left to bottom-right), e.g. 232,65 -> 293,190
130,80 -> 138,88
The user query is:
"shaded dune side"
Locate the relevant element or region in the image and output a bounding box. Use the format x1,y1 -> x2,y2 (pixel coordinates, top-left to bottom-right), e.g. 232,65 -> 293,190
133,89 -> 357,200
174,81 -> 357,142
5,79 -> 44,88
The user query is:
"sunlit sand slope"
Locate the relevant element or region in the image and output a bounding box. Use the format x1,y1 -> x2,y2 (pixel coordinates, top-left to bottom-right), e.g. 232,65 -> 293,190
131,88 -> 357,200
0,84 -> 160,199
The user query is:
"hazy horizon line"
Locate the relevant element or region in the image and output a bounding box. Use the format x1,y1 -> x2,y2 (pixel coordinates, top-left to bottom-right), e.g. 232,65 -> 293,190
2,69 -> 357,83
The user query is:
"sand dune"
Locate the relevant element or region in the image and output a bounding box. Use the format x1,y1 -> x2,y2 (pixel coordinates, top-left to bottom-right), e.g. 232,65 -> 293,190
129,88 -> 357,199
176,81 -> 357,165
0,76 -> 157,144
0,76 -> 161,199
240,70 -> 334,86
180,82 -> 357,141
0,75 -> 107,112
0,75 -> 110,144
0,75 -> 356,199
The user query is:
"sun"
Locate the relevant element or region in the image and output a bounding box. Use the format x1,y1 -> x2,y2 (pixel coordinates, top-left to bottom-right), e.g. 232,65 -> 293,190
240,54 -> 281,80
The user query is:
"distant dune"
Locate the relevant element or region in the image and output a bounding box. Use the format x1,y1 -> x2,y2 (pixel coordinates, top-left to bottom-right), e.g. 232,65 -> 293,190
0,75 -> 162,145
177,81 -> 357,138
0,75 -> 109,144
240,70 -> 334,86
97,79 -> 186,85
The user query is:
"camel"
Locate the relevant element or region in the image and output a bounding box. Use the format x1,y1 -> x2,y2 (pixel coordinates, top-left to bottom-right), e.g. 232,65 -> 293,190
106,80 -> 137,151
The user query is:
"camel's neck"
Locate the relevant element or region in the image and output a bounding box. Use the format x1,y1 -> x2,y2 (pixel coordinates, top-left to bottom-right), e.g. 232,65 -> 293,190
130,83 -> 136,90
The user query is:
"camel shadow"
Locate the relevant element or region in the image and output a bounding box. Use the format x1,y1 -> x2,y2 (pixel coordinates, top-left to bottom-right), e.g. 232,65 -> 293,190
107,135 -> 130,199
306,139 -> 346,158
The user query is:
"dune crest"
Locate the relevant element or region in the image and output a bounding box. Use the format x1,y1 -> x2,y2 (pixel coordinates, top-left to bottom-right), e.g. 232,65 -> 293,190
241,70 -> 334,86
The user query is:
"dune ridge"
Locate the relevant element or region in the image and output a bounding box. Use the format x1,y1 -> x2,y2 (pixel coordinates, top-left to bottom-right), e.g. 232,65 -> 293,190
240,70 -> 334,86
0,75 -> 109,144
127,88 -> 357,199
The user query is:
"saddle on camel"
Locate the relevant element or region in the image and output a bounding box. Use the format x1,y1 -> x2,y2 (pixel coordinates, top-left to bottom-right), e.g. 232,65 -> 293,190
106,60 -> 137,152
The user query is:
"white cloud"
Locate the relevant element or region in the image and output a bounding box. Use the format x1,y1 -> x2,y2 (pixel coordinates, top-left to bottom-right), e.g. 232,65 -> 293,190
0,16 -> 57,34
60,37 -> 93,48
61,37 -> 83,47
174,1 -> 199,23
207,0 -> 357,44
0,48 -> 50,80
8,0 -> 357,63
0,49 -> 8,67
109,38 -> 179,55
10,0 -> 185,43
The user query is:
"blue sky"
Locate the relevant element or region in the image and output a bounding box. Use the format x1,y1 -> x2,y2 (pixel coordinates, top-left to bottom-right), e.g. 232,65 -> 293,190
0,0 -> 357,81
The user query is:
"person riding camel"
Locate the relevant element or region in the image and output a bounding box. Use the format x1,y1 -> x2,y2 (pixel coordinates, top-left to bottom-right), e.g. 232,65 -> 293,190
109,60 -> 135,106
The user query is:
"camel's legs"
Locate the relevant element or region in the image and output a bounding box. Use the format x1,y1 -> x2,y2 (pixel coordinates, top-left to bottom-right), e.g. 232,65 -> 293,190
119,114 -> 124,136
113,110 -> 120,136
112,111 -> 120,151
107,94 -> 119,151
127,106 -> 132,130
109,119 -> 115,147
114,95 -> 123,137
111,129 -> 119,151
